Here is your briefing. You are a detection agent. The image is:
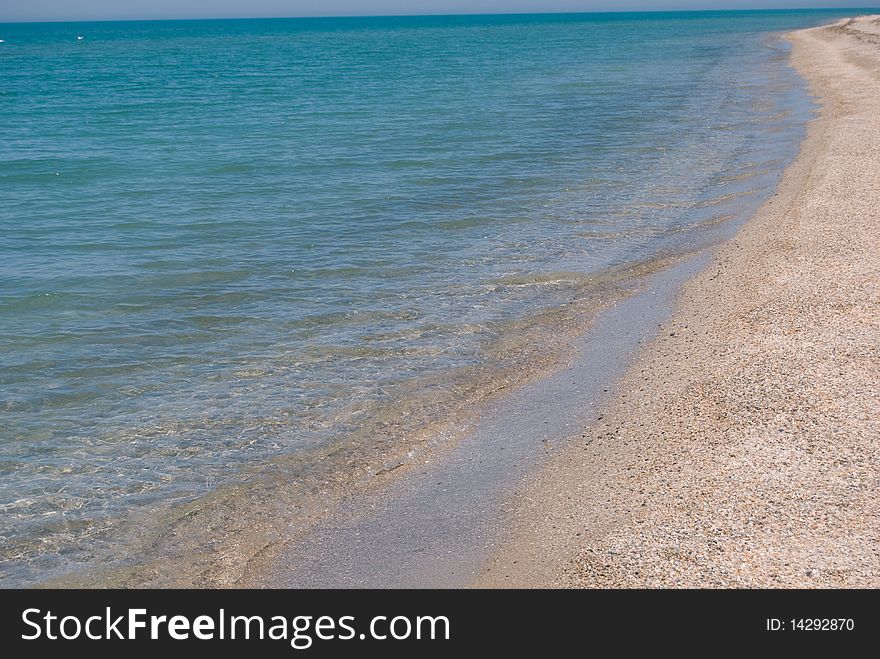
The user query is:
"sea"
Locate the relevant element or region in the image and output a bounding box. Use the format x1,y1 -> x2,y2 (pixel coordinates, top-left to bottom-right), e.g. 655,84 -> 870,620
0,9 -> 860,585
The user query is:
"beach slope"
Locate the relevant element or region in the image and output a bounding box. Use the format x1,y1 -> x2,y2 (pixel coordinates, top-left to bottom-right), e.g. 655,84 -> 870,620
481,15 -> 880,588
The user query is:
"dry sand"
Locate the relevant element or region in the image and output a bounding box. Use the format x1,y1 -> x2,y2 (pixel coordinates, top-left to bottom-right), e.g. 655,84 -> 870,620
478,16 -> 880,588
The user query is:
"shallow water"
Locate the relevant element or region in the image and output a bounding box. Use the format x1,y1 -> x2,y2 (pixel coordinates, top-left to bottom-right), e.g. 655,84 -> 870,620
0,10 -> 845,585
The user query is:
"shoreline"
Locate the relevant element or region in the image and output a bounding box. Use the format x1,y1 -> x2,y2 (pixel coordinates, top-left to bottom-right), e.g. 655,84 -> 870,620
479,16 -> 880,588
244,255 -> 708,587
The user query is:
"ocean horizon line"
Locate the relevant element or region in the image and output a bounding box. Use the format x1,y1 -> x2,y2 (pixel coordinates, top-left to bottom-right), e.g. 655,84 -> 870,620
1,6 -> 876,26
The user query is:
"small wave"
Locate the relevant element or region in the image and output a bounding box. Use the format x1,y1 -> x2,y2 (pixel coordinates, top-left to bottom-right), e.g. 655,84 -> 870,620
489,272 -> 591,289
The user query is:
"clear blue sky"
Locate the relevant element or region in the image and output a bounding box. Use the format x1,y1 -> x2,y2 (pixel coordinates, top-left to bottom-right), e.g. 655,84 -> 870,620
0,1 -> 871,23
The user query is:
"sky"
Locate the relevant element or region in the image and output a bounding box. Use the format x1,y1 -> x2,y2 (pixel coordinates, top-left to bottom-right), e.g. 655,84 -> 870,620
0,1 -> 871,23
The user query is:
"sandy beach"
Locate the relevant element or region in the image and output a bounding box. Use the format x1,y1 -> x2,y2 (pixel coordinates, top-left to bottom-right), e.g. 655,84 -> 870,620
479,15 -> 880,588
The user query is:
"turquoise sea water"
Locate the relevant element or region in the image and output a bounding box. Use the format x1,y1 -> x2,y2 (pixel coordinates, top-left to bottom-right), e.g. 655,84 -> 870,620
0,10 -> 860,585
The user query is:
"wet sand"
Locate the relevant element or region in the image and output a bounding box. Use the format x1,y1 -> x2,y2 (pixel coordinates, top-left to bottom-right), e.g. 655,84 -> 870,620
243,256 -> 709,587
479,16 -> 880,588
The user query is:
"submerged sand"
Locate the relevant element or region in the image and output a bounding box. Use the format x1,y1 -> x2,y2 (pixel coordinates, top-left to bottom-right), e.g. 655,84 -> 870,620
480,16 -> 880,588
